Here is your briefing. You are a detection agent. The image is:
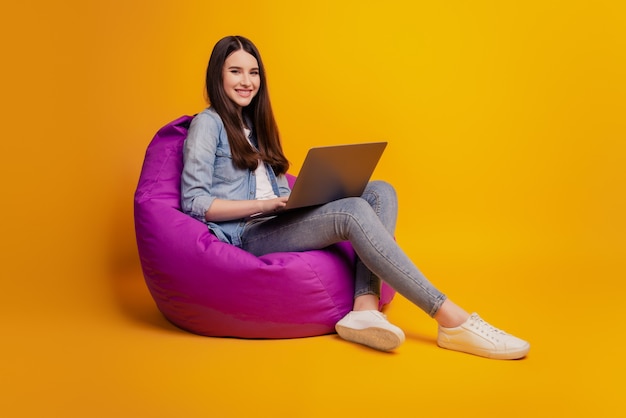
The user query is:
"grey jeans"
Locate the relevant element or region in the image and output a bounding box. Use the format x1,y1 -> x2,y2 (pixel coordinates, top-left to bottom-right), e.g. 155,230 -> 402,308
240,181 -> 446,317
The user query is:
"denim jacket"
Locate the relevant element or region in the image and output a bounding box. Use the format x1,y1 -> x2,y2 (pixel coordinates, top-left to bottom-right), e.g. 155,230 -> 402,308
180,107 -> 291,246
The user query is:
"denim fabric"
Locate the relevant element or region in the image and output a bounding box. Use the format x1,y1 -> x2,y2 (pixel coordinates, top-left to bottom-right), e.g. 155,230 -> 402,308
240,181 -> 447,317
180,108 -> 290,246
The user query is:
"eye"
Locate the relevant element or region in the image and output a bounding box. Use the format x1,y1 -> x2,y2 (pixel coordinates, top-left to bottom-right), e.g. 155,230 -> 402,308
230,69 -> 240,74
251,70 -> 259,76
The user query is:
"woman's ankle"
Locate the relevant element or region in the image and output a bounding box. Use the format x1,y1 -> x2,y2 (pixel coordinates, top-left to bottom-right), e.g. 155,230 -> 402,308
353,294 -> 380,311
434,299 -> 470,328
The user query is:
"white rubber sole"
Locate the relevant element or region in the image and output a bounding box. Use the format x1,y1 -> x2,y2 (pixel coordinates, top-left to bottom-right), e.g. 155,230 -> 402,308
336,325 -> 404,351
437,340 -> 530,360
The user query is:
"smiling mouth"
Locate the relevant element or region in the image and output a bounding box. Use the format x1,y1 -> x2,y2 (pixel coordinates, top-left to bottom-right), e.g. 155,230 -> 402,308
236,90 -> 252,97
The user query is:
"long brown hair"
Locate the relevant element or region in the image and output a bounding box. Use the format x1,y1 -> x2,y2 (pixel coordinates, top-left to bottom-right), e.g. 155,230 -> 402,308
205,36 -> 289,175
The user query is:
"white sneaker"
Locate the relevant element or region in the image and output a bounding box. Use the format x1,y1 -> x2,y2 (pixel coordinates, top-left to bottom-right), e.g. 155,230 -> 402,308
335,310 -> 405,351
437,313 -> 530,360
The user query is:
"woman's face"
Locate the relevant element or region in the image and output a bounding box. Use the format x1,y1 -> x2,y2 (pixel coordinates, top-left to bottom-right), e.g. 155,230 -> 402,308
222,49 -> 260,109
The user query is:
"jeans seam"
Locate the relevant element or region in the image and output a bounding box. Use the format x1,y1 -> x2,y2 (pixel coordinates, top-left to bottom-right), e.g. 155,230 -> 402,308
337,209 -> 443,313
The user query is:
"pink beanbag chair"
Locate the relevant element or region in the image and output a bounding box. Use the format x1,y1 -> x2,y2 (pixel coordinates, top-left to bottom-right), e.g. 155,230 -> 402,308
134,115 -> 395,338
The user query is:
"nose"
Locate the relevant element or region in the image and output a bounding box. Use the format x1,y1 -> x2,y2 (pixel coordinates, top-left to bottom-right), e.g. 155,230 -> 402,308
240,73 -> 251,86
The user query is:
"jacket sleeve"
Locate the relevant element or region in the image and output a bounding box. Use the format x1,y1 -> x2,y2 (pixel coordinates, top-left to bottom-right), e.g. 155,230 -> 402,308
276,173 -> 291,197
180,113 -> 220,222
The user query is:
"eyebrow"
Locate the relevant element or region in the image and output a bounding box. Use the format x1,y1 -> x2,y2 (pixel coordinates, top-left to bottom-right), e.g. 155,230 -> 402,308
227,66 -> 259,71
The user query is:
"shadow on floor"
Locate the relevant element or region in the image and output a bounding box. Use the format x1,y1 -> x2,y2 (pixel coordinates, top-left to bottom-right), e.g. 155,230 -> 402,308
107,242 -> 184,335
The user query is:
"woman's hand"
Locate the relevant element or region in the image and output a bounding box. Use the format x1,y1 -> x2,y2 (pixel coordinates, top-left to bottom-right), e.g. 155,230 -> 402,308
257,196 -> 289,214
204,196 -> 289,222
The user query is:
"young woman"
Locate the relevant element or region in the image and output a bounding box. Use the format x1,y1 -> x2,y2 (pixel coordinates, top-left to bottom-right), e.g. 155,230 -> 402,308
181,35 -> 530,359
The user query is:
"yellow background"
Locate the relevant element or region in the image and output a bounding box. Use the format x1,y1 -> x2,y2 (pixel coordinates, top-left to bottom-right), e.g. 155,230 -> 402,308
1,0 -> 625,417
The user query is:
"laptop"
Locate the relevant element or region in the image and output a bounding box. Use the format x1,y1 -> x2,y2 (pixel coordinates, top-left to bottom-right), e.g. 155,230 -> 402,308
272,141 -> 387,214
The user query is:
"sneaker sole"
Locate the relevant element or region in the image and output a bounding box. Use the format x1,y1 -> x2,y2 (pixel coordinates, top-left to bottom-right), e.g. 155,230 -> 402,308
336,325 -> 403,352
437,340 -> 530,360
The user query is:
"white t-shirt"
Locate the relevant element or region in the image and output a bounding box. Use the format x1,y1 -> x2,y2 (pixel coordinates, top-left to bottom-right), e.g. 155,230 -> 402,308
245,128 -> 277,200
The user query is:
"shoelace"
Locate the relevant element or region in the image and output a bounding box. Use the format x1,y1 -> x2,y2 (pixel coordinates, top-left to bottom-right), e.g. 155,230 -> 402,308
469,314 -> 508,342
